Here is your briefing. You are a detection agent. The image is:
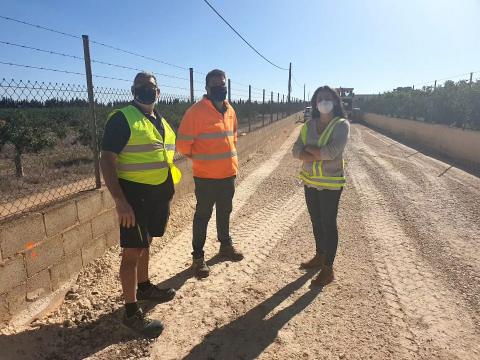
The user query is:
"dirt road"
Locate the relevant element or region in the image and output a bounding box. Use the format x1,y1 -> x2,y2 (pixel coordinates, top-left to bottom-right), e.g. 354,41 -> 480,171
1,121 -> 479,359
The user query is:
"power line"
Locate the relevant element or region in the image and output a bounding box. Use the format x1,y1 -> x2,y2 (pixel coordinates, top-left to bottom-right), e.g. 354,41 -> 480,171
0,15 -> 191,72
0,61 -> 189,90
201,0 -> 289,71
0,40 -> 190,81
89,39 -> 188,71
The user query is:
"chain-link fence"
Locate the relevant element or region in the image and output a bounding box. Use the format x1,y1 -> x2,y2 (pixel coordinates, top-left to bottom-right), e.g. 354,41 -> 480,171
0,78 -> 303,221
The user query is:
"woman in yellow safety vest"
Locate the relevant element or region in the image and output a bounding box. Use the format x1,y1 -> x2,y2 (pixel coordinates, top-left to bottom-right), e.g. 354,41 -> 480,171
292,85 -> 350,286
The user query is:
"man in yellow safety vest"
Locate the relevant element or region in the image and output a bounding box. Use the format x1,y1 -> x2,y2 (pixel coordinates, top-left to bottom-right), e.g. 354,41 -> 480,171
100,72 -> 181,338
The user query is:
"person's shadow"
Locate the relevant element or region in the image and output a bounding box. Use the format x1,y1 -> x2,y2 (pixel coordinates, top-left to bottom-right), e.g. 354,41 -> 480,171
183,271 -> 322,360
0,255 -> 235,360
0,305 -> 140,360
154,254 -> 230,290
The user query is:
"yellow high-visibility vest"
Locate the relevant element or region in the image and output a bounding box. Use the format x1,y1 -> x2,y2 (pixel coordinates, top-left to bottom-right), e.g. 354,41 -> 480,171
299,117 -> 346,189
109,105 -> 181,185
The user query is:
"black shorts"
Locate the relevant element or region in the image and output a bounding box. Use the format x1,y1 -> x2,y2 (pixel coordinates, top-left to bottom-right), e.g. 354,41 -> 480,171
119,172 -> 174,248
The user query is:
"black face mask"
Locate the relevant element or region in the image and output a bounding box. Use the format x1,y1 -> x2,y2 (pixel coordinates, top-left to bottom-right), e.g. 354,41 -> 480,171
134,86 -> 157,105
209,86 -> 227,102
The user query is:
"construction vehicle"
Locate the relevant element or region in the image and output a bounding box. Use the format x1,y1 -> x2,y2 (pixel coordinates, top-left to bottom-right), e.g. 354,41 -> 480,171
336,87 -> 354,119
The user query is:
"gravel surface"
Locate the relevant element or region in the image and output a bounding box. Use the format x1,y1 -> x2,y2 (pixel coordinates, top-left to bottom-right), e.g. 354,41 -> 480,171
1,121 -> 478,360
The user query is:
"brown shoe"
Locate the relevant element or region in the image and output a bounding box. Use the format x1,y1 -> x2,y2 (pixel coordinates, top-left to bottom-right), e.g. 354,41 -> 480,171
219,244 -> 244,261
191,257 -> 210,278
300,253 -> 326,270
311,265 -> 334,287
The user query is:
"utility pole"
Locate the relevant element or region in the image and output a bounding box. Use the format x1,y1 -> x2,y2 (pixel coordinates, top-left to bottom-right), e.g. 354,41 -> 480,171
303,84 -> 306,103
470,72 -> 473,87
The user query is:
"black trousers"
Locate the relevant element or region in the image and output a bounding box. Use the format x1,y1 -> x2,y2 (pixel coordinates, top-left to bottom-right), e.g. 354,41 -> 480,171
192,176 -> 235,258
304,186 -> 343,266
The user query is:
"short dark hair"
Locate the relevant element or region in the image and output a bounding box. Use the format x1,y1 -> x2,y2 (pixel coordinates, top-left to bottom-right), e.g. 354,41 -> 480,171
205,69 -> 226,86
310,85 -> 346,118
133,72 -> 157,87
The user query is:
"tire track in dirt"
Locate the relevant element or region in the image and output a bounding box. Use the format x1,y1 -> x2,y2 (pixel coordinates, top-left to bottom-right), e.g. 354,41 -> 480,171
146,127 -> 302,286
148,187 -> 305,359
354,125 -> 480,326
348,125 -> 480,359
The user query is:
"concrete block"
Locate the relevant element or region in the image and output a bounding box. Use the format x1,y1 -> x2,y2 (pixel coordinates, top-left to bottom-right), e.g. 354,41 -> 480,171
7,282 -> 26,314
25,236 -> 64,277
49,260 -> 69,291
62,222 -> 92,255
105,228 -> 119,248
91,209 -> 118,238
26,269 -> 51,302
0,294 -> 9,322
102,190 -> 116,210
50,251 -> 83,291
76,192 -> 103,222
43,201 -> 78,237
0,255 -> 26,295
65,251 -> 83,276
0,213 -> 46,259
81,235 -> 106,266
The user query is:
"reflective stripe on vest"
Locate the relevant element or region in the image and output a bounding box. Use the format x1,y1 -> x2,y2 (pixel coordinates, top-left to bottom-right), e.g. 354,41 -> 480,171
299,117 -> 346,189
111,105 -> 181,185
177,130 -> 234,141
191,150 -> 237,160
117,161 -> 170,171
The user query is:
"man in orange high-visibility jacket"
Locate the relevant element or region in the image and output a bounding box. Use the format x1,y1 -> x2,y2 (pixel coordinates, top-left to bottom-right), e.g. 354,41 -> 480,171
177,69 -> 244,278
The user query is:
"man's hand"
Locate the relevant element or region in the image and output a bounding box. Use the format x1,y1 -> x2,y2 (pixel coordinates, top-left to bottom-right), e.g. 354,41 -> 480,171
115,198 -> 136,228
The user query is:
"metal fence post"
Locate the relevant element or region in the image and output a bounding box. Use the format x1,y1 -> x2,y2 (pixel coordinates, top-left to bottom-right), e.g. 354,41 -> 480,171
189,67 -> 194,102
270,91 -> 273,123
228,78 -> 231,103
248,85 -> 251,132
277,92 -> 280,121
262,89 -> 265,127
82,35 -> 101,189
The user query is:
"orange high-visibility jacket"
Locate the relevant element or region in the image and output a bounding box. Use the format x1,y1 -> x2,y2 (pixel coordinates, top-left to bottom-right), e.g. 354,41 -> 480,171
176,97 -> 238,179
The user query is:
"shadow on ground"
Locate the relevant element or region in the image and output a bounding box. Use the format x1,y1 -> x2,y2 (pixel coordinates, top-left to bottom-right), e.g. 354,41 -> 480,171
183,271 -> 321,360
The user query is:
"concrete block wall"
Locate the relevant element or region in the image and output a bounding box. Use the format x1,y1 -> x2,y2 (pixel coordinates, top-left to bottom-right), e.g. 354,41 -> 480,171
0,112 -> 300,323
0,190 -> 118,322
363,113 -> 480,167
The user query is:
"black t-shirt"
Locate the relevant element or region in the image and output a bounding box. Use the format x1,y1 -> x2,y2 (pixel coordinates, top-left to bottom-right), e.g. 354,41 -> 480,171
101,102 -> 165,154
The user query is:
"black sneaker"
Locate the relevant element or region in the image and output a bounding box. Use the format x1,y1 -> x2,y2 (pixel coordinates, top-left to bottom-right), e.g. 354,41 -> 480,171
122,308 -> 164,339
137,285 -> 176,303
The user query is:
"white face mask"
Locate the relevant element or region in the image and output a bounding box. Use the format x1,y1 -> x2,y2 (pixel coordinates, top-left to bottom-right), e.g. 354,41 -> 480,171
317,100 -> 334,114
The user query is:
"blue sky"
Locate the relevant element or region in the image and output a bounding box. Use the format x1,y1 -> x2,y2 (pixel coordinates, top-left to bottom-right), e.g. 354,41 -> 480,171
0,0 -> 479,99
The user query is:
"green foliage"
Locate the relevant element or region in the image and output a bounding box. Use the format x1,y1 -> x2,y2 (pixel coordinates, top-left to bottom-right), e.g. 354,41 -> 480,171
1,110 -> 67,154
356,80 -> 480,130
